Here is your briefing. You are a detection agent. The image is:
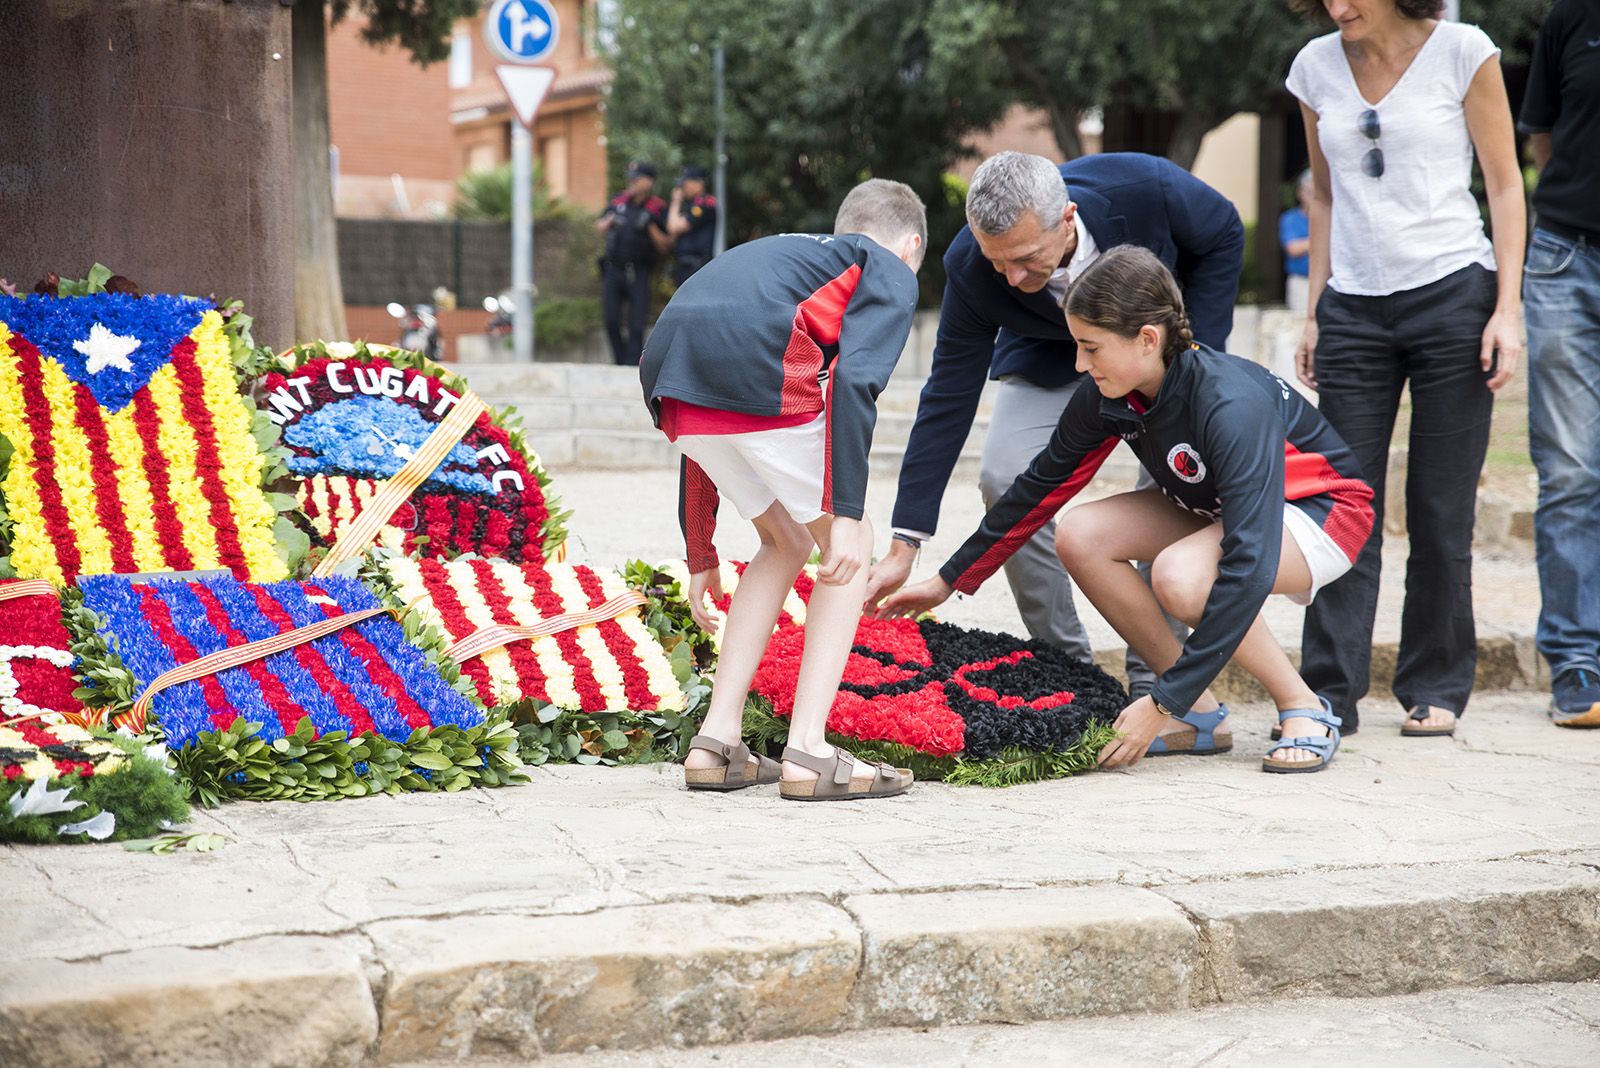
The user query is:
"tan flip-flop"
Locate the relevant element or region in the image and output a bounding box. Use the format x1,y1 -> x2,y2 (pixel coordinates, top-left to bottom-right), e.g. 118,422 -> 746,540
778,746 -> 912,802
683,734 -> 781,791
1400,704 -> 1457,737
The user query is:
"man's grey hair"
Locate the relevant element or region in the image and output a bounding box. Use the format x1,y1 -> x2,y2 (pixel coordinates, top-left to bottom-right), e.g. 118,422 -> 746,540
966,151 -> 1069,235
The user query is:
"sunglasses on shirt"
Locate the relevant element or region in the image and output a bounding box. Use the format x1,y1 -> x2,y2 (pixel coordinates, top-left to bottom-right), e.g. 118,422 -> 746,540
1358,108 -> 1384,178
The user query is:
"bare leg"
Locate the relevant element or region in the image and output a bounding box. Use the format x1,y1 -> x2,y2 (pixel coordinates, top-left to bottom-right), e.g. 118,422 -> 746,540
1149,522 -> 1327,765
683,503 -> 813,770
782,513 -> 876,781
1056,492 -> 1228,743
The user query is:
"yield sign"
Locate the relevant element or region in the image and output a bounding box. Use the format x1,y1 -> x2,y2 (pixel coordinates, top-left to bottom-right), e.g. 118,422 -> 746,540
496,65 -> 557,128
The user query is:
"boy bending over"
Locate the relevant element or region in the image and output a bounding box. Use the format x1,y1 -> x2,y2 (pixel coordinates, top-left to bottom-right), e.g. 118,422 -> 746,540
640,179 -> 926,800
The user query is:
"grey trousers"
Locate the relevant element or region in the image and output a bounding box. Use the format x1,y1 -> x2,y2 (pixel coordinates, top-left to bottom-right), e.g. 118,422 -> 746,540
978,375 -> 1169,694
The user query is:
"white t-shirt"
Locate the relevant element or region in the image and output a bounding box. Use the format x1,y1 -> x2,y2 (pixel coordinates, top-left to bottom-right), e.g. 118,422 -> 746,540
1286,22 -> 1500,297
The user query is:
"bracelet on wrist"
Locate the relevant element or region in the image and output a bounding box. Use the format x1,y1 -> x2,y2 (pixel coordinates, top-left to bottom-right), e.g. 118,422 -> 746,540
891,532 -> 922,550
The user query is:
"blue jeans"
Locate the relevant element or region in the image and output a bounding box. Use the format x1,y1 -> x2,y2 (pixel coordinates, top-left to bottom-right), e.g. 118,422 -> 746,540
1525,227 -> 1600,678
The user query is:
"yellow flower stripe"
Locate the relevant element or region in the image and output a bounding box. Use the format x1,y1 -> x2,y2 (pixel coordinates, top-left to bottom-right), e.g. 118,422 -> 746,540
0,325 -> 63,586
38,358 -> 117,576
493,559 -> 584,710
145,359 -> 221,569
100,378 -> 165,573
190,312 -> 285,579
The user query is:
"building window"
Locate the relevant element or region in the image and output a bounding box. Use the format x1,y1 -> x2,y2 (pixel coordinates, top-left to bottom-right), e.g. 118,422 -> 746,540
466,141 -> 501,174
448,29 -> 472,88
540,135 -> 569,199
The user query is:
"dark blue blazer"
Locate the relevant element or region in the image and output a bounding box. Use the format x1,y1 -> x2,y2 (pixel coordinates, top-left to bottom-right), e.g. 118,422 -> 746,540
892,152 -> 1245,535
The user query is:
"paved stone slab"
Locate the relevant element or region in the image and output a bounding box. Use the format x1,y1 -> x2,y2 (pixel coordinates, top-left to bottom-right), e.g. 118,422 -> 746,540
519,981 -> 1600,1068
0,936 -> 377,1068
1159,860 -> 1600,1002
368,899 -> 859,1061
843,886 -> 1198,1027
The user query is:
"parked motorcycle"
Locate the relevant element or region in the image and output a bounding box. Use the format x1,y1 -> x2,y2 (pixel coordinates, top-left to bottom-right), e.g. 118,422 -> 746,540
386,301 -> 441,361
481,291 -> 515,342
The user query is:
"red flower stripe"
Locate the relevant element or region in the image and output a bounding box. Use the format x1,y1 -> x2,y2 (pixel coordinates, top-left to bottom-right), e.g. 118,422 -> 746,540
508,559 -> 607,710
14,721 -> 97,778
185,583 -> 312,739
416,557 -> 499,705
572,565 -> 658,711
10,337 -> 82,580
464,557 -> 564,706
131,388 -> 196,571
169,338 -> 248,576
68,382 -> 138,572
135,584 -> 234,732
455,499 -> 478,556
301,582 -> 436,732
242,583 -> 377,738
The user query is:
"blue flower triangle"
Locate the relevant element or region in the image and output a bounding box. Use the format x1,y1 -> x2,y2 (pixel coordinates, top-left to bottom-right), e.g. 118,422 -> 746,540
0,293 -> 211,412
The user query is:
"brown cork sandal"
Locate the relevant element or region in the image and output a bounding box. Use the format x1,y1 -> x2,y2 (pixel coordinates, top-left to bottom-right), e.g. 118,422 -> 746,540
777,746 -> 912,802
683,734 -> 781,791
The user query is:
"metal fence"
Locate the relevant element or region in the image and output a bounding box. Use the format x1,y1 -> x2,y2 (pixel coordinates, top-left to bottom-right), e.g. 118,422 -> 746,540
337,218 -> 594,307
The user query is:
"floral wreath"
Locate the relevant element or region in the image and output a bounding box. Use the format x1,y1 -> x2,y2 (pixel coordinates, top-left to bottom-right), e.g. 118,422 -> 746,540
256,341 -> 568,566
0,266 -> 298,584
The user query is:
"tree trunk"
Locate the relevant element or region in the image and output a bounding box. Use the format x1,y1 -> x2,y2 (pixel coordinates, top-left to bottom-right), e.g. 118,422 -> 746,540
292,0 -> 347,343
1043,103 -> 1083,162
1165,109 -> 1221,172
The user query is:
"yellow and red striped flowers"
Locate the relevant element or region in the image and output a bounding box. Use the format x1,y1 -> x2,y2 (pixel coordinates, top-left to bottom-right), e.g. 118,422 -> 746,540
0,293 -> 285,586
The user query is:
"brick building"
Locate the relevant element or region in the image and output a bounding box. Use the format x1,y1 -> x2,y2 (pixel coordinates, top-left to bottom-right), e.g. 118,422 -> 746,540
325,2 -> 611,354
327,1 -> 611,220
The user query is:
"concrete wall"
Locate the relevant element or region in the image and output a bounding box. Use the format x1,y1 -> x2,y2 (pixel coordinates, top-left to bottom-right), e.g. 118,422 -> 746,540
0,0 -> 295,349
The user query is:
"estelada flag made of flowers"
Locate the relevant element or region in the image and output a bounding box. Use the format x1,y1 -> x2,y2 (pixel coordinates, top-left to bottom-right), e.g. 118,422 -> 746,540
0,293 -> 285,585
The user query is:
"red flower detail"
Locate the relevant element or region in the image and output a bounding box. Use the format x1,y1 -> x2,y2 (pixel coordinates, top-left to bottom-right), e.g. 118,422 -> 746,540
170,338 -> 248,575
9,335 -> 82,579
135,584 -> 234,732
131,388 -> 196,571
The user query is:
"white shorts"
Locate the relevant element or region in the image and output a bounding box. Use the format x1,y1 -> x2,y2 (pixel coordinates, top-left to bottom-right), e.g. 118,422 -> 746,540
675,414 -> 828,526
1282,502 -> 1355,606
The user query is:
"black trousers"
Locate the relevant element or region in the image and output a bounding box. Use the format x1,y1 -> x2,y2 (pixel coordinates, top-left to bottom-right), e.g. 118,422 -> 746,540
602,261 -> 651,366
1302,264 -> 1497,728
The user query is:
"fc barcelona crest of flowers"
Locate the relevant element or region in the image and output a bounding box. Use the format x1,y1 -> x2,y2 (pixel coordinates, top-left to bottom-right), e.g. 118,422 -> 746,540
256,342 -> 568,565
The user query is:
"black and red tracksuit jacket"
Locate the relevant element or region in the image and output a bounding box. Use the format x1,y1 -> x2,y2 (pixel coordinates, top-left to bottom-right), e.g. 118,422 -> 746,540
938,344 -> 1375,717
640,232 -> 920,572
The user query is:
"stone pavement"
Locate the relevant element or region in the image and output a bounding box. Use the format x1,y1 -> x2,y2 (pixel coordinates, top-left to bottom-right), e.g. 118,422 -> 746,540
559,467 -> 1548,700
4,468 -> 1579,1066
5,692 -> 1598,1065
527,982 -> 1600,1068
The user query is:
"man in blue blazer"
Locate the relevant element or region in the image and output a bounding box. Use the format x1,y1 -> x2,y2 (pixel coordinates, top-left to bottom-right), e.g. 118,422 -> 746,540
865,151 -> 1244,695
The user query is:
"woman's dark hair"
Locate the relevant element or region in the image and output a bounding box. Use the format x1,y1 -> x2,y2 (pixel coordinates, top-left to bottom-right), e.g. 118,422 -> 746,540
1288,0 -> 1444,21
1063,246 -> 1194,367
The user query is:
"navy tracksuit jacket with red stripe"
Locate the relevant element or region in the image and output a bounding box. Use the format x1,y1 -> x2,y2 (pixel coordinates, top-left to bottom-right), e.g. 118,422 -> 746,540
938,344 -> 1375,717
639,232 -> 920,571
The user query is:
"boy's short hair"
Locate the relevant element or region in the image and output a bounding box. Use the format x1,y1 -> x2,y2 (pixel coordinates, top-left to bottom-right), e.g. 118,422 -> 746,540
833,179 -> 927,248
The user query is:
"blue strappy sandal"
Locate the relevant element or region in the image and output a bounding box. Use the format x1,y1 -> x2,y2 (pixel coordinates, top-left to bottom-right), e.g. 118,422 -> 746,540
1146,703 -> 1232,756
1262,696 -> 1341,774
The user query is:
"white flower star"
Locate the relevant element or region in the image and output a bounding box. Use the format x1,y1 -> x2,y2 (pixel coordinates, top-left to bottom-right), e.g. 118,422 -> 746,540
72,322 -> 141,374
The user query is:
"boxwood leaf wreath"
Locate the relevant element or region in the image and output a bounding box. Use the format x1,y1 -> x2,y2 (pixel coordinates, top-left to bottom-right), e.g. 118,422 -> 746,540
0,268 -> 300,584
256,342 -> 569,566
644,563 -> 1125,786
66,573 -> 527,806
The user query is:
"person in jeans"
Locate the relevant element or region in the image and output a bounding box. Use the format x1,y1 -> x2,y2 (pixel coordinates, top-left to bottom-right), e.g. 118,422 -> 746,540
1286,0 -> 1525,737
1519,0 -> 1600,729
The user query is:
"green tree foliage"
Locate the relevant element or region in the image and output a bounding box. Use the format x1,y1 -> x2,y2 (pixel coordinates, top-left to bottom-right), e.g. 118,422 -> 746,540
453,160 -> 574,221
601,0 -> 1014,304
328,0 -> 482,61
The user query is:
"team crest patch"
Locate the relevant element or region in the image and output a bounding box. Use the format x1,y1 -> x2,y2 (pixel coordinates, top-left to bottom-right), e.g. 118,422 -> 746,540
1167,443 -> 1206,483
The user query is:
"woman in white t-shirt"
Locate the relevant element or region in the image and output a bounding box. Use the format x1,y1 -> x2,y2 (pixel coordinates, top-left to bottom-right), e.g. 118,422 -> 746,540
1286,0 -> 1524,740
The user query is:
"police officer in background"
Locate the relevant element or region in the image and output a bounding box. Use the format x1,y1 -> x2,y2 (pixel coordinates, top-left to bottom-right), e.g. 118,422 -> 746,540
597,161 -> 671,365
667,164 -> 719,285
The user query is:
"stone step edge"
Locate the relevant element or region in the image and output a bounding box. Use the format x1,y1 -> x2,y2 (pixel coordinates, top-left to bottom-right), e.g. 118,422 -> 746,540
5,857 -> 1597,1066
1094,629 -> 1550,703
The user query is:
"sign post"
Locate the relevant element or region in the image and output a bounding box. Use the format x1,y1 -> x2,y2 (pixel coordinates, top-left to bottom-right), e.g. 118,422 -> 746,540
485,0 -> 560,363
